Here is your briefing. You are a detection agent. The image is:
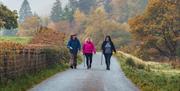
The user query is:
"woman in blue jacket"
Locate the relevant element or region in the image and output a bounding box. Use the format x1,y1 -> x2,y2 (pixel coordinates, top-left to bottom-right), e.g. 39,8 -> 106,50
67,34 -> 81,69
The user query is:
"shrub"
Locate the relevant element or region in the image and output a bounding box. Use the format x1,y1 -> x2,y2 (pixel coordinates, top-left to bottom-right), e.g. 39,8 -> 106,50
0,42 -> 24,50
0,45 -> 70,82
126,57 -> 136,67
43,47 -> 70,65
0,42 -> 24,58
30,27 -> 66,46
176,47 -> 180,57
137,63 -> 145,69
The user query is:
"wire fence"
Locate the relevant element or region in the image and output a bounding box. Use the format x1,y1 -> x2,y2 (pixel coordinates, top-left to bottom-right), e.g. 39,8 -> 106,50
0,47 -> 69,82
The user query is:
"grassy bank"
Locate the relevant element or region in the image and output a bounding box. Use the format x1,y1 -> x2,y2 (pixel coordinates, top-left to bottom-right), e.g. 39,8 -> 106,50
0,63 -> 69,91
116,52 -> 180,91
0,36 -> 32,44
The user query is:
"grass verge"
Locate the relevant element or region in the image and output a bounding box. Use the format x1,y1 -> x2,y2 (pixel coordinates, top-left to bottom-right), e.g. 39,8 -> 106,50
116,53 -> 180,91
0,36 -> 32,44
0,63 -> 69,91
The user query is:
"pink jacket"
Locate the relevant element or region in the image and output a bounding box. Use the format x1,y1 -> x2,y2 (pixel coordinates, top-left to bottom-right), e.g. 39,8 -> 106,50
83,41 -> 96,54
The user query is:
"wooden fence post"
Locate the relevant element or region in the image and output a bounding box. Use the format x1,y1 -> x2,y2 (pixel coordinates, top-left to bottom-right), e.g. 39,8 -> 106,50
13,48 -> 17,77
3,50 -> 8,82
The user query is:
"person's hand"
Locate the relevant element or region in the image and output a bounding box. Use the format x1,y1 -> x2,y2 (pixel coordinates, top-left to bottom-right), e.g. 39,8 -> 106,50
82,52 -> 85,55
69,47 -> 73,50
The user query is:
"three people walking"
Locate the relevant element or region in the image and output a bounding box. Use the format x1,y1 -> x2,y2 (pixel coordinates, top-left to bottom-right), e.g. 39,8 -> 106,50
83,37 -> 96,69
67,35 -> 116,70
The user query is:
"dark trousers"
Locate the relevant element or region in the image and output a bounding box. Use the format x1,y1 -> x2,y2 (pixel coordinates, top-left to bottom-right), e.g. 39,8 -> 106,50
70,53 -> 77,68
104,54 -> 112,69
85,53 -> 93,68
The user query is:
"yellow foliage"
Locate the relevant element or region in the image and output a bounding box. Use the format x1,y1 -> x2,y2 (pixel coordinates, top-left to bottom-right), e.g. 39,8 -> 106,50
74,8 -> 87,24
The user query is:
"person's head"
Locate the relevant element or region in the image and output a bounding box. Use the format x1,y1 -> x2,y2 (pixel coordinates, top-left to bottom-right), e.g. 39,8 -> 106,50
85,37 -> 92,43
70,34 -> 77,40
105,35 -> 112,42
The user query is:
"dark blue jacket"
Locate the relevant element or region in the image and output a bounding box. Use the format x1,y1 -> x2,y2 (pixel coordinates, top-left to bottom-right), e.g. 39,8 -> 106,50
67,39 -> 81,54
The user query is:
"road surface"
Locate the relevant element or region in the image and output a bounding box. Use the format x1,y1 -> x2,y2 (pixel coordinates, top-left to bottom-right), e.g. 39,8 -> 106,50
29,53 -> 139,91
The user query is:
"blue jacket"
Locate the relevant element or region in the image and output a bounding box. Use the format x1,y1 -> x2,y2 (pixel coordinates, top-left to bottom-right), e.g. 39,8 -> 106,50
67,39 -> 81,54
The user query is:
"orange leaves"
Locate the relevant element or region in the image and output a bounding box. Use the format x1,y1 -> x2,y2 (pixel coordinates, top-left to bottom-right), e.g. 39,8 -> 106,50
128,15 -> 147,40
0,42 -> 24,50
129,16 -> 145,31
0,42 -> 24,55
128,0 -> 180,60
30,27 -> 65,46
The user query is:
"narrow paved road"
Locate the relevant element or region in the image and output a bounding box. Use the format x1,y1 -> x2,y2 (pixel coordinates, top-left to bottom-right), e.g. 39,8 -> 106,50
29,53 -> 139,91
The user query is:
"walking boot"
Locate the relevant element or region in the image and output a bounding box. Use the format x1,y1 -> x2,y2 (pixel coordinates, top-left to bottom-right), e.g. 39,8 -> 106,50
87,66 -> 90,69
70,65 -> 73,69
88,64 -> 92,69
106,66 -> 110,70
74,66 -> 77,69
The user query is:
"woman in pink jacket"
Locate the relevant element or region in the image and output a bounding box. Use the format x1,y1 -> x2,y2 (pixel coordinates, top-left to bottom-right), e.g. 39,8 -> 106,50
83,37 -> 96,69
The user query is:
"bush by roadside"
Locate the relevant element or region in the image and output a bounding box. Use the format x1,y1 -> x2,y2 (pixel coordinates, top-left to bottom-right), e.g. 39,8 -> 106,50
0,42 -> 76,91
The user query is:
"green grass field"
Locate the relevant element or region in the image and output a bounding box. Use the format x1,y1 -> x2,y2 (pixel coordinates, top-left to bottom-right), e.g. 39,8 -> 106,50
0,36 -> 32,44
116,52 -> 180,91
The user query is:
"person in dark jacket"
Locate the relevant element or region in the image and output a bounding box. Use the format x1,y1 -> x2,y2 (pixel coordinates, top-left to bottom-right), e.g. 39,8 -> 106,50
67,34 -> 81,69
101,35 -> 116,70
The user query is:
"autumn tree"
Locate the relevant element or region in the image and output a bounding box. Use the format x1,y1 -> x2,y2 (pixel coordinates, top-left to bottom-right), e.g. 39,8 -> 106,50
83,7 -> 109,44
74,9 -> 86,24
73,8 -> 87,33
18,15 -> 41,36
82,7 -> 128,48
128,0 -> 180,60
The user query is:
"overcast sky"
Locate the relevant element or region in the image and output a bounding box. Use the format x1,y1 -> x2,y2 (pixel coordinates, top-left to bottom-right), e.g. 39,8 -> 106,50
1,0 -> 68,16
